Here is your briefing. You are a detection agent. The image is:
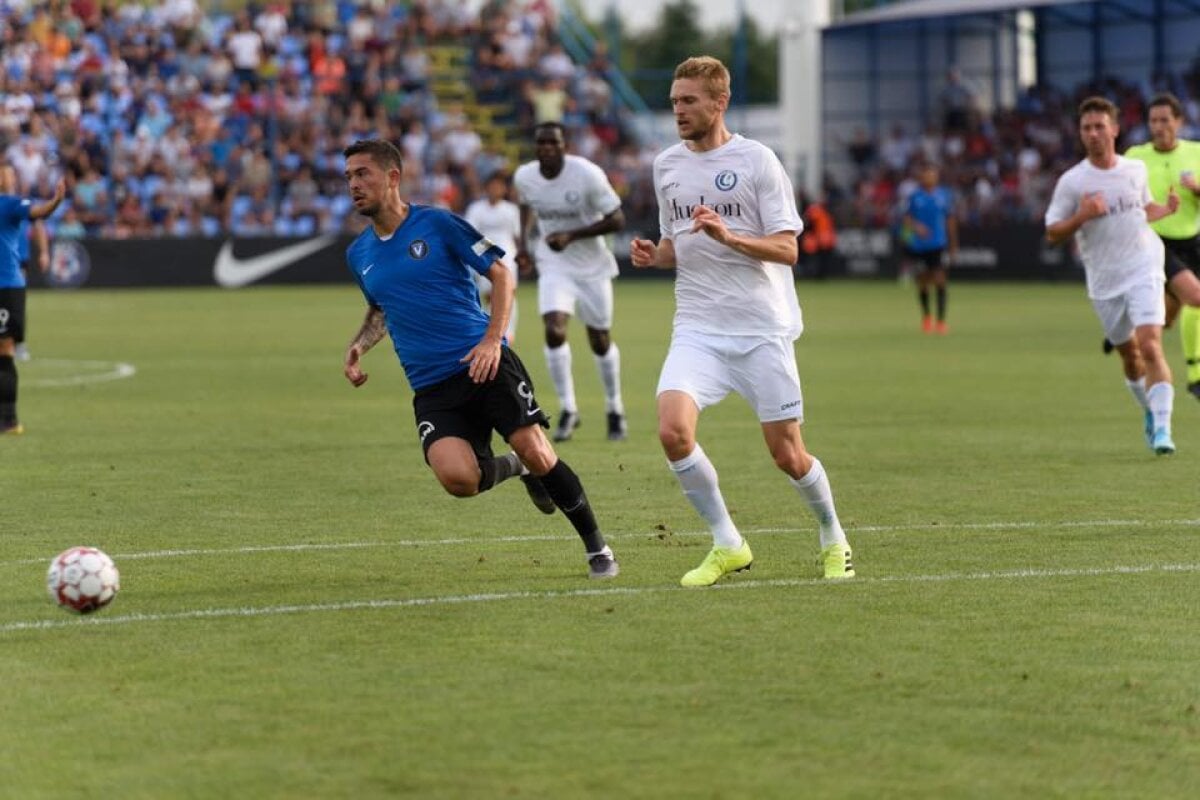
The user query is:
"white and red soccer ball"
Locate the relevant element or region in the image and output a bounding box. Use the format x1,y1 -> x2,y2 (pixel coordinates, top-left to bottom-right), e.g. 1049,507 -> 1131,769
46,546 -> 120,613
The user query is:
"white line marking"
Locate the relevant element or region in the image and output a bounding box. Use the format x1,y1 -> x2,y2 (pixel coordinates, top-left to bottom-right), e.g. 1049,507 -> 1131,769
4,562 -> 1197,633
4,517 -> 1199,569
23,359 -> 136,387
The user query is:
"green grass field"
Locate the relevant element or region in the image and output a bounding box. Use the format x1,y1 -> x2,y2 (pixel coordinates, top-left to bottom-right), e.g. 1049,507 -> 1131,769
3,280 -> 1199,799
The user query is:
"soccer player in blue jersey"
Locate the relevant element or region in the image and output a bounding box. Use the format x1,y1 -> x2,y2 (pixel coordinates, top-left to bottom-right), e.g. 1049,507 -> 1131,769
902,164 -> 958,334
340,140 -> 618,579
0,165 -> 65,435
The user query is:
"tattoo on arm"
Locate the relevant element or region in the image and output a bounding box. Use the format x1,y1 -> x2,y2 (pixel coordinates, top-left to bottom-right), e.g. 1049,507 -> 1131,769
351,307 -> 387,352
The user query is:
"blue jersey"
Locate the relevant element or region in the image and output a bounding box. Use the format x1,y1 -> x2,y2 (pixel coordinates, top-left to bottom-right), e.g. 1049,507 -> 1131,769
905,186 -> 953,252
346,205 -> 505,391
0,195 -> 33,288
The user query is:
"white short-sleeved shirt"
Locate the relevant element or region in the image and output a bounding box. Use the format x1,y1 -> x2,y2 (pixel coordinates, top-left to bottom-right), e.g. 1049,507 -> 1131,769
1044,156 -> 1164,299
653,134 -> 804,338
514,155 -> 622,281
464,197 -> 521,274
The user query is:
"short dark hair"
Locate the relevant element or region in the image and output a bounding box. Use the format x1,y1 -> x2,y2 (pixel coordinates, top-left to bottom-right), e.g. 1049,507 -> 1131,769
1078,96 -> 1118,122
533,121 -> 566,140
343,139 -> 404,174
1148,92 -> 1184,120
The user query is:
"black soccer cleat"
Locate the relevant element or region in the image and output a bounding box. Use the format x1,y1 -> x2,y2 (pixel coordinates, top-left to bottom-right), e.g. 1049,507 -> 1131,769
520,474 -> 556,515
552,410 -> 580,442
1189,381 -> 1200,402
587,550 -> 619,579
606,411 -> 627,441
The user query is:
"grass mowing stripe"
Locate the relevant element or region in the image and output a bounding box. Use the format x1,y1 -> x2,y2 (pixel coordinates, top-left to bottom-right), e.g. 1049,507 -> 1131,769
5,561 -> 1198,634
4,517 -> 1199,568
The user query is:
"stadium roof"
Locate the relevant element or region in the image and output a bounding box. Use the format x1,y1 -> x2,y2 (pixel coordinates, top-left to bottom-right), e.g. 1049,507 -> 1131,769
832,0 -> 1079,27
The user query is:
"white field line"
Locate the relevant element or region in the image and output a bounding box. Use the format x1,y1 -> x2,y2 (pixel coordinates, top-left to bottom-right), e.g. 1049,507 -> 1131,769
3,562 -> 1198,634
3,517 -> 1199,569
23,359 -> 136,387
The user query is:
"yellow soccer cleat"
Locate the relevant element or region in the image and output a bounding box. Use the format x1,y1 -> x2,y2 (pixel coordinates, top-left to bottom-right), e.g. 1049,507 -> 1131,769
818,543 -> 855,579
1,423 -> 24,436
680,540 -> 753,587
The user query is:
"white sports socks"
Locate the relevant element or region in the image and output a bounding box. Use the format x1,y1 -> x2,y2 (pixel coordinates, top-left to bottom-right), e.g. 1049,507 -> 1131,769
544,343 -> 577,413
789,457 -> 848,549
594,344 -> 624,415
1126,376 -> 1149,410
1146,381 -> 1174,432
668,444 -> 742,549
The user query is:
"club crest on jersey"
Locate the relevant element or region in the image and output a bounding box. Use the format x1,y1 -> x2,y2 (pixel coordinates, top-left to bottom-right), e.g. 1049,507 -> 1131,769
715,170 -> 738,191
565,190 -> 581,204
408,240 -> 429,259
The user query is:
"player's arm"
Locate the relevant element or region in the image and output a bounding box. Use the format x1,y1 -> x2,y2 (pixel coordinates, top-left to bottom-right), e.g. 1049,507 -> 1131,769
630,236 -> 676,269
1146,186 -> 1180,222
32,219 -> 49,272
461,261 -> 512,384
344,305 -> 387,388
690,205 -> 797,265
515,203 -> 535,275
545,207 -> 625,252
1046,192 -> 1105,245
28,180 -> 66,220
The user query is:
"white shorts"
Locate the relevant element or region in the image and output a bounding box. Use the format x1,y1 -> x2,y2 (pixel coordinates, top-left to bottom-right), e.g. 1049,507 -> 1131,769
656,329 -> 804,423
1091,275 -> 1166,345
537,271 -> 613,329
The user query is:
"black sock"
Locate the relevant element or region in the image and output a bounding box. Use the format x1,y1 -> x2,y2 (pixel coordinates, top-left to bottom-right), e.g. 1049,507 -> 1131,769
918,290 -> 930,316
936,286 -> 947,321
538,460 -> 606,553
478,452 -> 523,493
0,355 -> 16,427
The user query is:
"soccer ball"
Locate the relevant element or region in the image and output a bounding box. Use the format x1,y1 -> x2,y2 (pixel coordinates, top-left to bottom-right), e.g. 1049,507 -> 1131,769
46,546 -> 120,614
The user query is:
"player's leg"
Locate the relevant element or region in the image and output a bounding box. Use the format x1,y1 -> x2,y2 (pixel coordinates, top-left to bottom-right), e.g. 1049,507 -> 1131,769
14,265 -> 29,361
1165,266 -> 1200,398
736,336 -> 852,579
537,274 -> 580,441
931,255 -> 949,333
1133,323 -> 1175,455
424,436 -> 522,497
0,288 -> 25,434
1096,293 -> 1154,448
509,424 -> 617,577
915,260 -> 933,332
579,277 -> 625,440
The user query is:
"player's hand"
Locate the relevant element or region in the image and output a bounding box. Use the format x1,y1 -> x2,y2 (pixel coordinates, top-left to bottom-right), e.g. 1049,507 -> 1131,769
461,336 -> 503,383
1166,185 -> 1181,214
545,231 -> 573,252
1181,173 -> 1200,192
690,205 -> 731,245
630,238 -> 658,268
1079,192 -> 1107,220
51,179 -> 66,204
344,344 -> 369,388
516,250 -> 534,277
912,222 -> 931,238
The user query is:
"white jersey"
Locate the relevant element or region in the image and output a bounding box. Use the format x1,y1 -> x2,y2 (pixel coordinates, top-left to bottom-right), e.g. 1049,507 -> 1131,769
464,197 -> 521,273
654,134 -> 804,337
1045,155 -> 1164,299
514,154 -> 622,281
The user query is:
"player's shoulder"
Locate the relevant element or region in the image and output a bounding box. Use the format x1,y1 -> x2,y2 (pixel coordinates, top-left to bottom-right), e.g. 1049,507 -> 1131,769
346,226 -> 374,259
653,142 -> 689,168
513,161 -> 538,183
564,154 -> 606,177
1124,142 -> 1153,160
1116,155 -> 1149,176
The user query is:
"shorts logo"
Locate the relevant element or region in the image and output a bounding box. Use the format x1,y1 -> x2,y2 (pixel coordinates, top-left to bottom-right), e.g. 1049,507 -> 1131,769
0,308 -> 8,334
780,399 -> 801,411
409,240 -> 429,259
417,421 -> 435,442
715,170 -> 738,191
517,380 -> 542,416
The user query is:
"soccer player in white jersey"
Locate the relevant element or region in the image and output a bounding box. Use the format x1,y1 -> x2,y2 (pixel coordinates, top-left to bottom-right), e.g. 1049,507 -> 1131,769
514,122 -> 628,442
630,55 -> 854,585
1046,96 -> 1182,454
465,171 -> 522,339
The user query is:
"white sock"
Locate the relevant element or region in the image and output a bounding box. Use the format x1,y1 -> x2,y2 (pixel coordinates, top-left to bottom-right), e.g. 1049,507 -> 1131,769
594,344 -> 624,415
1126,376 -> 1149,410
790,457 -> 848,549
587,544 -> 613,560
668,444 -> 742,549
544,343 -> 577,413
1146,381 -> 1174,432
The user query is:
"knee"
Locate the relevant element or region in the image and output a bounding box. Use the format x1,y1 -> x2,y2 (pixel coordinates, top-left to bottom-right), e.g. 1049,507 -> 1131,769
437,472 -> 480,498
771,446 -> 811,479
658,420 -> 694,461
587,330 -> 611,355
544,326 -> 567,348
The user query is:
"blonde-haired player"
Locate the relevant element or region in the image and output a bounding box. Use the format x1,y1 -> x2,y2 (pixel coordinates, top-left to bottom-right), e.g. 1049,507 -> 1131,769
630,56 -> 854,585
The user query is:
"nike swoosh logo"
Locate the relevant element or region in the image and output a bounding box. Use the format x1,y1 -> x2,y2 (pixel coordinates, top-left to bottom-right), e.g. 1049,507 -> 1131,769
213,235 -> 339,288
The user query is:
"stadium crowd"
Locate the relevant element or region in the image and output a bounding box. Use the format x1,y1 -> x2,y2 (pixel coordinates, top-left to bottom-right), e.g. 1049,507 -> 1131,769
0,0 -> 649,240
832,68 -> 1200,230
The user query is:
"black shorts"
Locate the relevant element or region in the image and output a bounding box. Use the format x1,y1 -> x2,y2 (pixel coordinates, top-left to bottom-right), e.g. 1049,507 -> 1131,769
412,347 -> 549,462
0,287 -> 26,342
904,247 -> 945,271
1163,236 -> 1200,281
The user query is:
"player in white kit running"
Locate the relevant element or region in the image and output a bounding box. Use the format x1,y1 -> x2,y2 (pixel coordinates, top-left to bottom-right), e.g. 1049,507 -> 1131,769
630,56 -> 854,585
464,172 -> 522,339
1046,96 -> 1182,455
514,122 -> 628,443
